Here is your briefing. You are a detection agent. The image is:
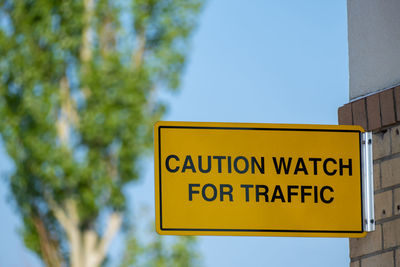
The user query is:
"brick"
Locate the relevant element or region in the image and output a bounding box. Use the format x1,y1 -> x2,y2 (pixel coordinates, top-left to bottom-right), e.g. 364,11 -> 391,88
391,125 -> 400,154
338,103 -> 353,125
361,251 -> 393,267
350,260 -> 360,267
394,86 -> 400,121
350,224 -> 382,258
380,89 -> 396,126
374,162 -> 381,191
383,217 -> 400,249
366,94 -> 381,131
394,188 -> 400,216
352,99 -> 368,130
381,157 -> 400,188
373,131 -> 391,160
374,190 -> 392,221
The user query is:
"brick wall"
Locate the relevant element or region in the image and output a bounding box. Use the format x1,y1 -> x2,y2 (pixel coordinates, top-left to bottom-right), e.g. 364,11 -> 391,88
338,86 -> 400,267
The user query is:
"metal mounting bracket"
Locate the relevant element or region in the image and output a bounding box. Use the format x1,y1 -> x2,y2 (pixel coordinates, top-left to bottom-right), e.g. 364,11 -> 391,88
362,132 -> 375,232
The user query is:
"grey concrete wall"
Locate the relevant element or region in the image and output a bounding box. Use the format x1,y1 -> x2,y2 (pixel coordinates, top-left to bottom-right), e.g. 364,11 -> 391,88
348,0 -> 400,100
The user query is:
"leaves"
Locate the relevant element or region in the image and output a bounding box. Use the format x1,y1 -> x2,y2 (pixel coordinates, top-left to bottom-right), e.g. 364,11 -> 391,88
0,0 -> 204,265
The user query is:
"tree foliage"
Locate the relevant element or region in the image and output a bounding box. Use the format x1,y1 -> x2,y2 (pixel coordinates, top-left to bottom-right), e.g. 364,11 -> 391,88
0,0 -> 203,266
119,223 -> 201,267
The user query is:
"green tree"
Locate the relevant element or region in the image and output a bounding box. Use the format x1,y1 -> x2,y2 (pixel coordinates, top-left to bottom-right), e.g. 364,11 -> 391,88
0,0 -> 203,266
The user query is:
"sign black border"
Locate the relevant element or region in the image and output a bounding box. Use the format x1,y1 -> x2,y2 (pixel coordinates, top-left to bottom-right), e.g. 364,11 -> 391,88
157,125 -> 364,234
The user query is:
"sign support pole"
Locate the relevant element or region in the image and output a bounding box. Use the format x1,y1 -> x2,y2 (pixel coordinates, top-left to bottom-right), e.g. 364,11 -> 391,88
362,132 -> 375,232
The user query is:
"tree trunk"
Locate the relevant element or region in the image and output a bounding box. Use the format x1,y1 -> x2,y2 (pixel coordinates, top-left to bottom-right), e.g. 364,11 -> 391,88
50,198 -> 122,267
32,216 -> 63,267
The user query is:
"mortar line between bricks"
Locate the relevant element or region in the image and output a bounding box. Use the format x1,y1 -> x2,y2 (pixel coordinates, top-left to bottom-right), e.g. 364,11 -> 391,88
351,247 -> 399,262
375,185 -> 400,195
379,93 -> 383,133
372,123 -> 400,133
394,89 -> 399,122
376,214 -> 400,225
379,161 -> 383,189
390,126 -> 393,155
382,222 -> 385,253
393,189 -> 395,222
373,151 -> 400,163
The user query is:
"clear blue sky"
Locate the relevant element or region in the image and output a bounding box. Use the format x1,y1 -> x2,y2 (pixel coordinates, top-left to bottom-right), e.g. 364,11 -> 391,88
0,0 -> 350,266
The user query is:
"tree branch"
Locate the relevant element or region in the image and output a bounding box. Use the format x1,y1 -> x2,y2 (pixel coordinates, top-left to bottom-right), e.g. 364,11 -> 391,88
32,215 -> 64,267
48,198 -> 82,267
93,212 -> 122,266
132,31 -> 147,68
80,0 -> 95,99
81,0 -> 95,63
47,196 -> 70,231
99,16 -> 115,57
65,199 -> 82,267
56,76 -> 70,146
56,76 -> 79,147
83,229 -> 98,267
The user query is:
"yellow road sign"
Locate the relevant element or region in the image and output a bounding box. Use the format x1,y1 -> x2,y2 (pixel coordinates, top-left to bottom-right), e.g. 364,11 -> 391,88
154,121 -> 366,237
